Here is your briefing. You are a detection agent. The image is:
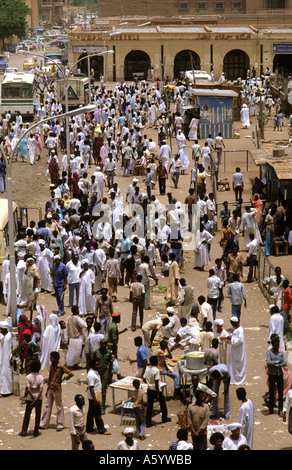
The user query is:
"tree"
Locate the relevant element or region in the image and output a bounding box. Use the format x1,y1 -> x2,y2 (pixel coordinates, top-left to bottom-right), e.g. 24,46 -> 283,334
0,0 -> 31,45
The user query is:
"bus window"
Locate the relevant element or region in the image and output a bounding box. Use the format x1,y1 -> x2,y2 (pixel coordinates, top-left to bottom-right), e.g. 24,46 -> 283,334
22,87 -> 30,98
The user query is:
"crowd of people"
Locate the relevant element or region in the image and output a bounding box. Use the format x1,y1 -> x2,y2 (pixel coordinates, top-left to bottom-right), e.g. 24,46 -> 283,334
0,64 -> 291,452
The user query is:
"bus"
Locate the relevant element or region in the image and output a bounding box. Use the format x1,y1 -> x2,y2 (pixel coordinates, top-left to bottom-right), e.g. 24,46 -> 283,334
0,72 -> 35,118
0,199 -> 18,279
56,74 -> 89,109
0,200 -> 42,281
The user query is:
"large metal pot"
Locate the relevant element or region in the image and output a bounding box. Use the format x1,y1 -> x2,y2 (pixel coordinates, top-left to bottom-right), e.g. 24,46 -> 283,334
185,352 -> 205,370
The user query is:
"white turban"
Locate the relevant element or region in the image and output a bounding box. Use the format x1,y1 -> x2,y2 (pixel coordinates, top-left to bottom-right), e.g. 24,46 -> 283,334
228,423 -> 242,431
123,427 -> 135,435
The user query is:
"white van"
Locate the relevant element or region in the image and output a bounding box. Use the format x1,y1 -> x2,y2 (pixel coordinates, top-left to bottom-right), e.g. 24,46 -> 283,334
184,70 -> 212,83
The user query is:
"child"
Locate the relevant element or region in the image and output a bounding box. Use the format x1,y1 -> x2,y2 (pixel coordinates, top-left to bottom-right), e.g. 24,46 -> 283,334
21,329 -> 39,375
199,321 -> 214,352
161,254 -> 170,277
131,379 -> 147,440
19,359 -> 44,437
212,258 -> 226,313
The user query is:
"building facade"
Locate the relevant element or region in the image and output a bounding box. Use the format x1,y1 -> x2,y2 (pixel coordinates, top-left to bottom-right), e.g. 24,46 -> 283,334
68,24 -> 292,82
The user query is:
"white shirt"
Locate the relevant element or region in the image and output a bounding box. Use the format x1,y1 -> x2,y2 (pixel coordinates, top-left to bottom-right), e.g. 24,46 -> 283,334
69,404 -> 86,434
232,172 -> 244,188
247,239 -> 258,256
207,275 -> 222,298
66,260 -> 81,284
86,368 -> 102,400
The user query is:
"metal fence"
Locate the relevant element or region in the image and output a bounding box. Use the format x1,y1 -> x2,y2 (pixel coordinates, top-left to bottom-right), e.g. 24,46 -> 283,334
256,245 -> 276,304
211,149 -> 258,175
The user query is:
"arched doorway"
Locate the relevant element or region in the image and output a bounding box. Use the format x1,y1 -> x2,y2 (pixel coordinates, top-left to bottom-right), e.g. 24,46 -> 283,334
273,54 -> 292,76
223,50 -> 250,81
124,50 -> 151,81
78,53 -> 104,80
174,50 -> 201,79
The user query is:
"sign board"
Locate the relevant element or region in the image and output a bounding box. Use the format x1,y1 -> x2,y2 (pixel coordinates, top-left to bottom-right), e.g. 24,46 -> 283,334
272,43 -> 292,54
73,46 -> 106,53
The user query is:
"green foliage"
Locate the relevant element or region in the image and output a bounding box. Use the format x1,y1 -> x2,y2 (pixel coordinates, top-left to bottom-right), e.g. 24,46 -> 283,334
0,0 -> 31,41
71,0 -> 98,12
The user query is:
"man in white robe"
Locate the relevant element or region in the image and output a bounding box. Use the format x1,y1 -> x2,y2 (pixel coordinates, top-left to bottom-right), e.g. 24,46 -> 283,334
236,387 -> 255,449
4,270 -> 20,316
148,104 -> 156,128
28,134 -> 38,165
36,240 -> 53,292
193,224 -> 213,270
241,207 -> 262,247
159,141 -> 172,169
93,166 -> 106,201
0,321 -> 13,396
16,258 -> 28,307
40,313 -> 61,371
93,245 -> 106,292
178,145 -> 189,172
188,117 -> 198,140
213,319 -> 228,364
240,104 -> 250,128
227,317 -> 247,386
78,261 -> 96,316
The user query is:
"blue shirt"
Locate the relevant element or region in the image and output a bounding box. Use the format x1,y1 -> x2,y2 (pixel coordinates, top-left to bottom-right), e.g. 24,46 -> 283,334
53,262 -> 67,287
0,162 -> 6,175
121,238 -> 131,259
136,344 -> 147,368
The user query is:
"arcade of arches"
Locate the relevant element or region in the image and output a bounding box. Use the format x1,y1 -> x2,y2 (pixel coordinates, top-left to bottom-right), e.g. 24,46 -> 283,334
68,26 -> 292,82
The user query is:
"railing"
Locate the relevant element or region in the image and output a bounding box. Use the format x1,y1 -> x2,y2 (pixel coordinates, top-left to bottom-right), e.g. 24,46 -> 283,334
256,245 -> 276,304
211,149 -> 257,174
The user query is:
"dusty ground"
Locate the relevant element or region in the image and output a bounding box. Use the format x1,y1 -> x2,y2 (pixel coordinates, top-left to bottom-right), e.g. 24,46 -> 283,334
0,52 -> 292,452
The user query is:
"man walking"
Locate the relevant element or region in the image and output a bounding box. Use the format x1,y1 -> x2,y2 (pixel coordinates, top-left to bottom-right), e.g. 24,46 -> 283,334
52,255 -> 67,316
266,336 -> 287,415
40,351 -> 74,432
227,274 -> 247,321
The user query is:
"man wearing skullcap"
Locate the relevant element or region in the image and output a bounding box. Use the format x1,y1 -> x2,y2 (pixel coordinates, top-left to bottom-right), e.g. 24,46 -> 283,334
223,423 -> 247,450
227,317 -> 247,386
116,427 -> 140,450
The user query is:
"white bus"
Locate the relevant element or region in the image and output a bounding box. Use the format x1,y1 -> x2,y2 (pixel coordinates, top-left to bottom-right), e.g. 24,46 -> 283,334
0,72 -> 35,118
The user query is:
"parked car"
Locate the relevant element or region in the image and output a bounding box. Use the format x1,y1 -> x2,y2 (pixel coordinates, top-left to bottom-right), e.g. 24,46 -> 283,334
22,40 -> 36,50
0,60 -> 8,73
4,43 -> 17,53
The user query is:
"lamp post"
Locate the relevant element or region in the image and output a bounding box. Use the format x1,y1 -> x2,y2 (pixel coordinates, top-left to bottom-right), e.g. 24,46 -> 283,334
19,49 -> 103,193
0,102 -> 97,396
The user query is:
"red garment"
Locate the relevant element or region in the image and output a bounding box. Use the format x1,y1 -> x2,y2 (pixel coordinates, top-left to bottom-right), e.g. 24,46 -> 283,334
18,314 -> 35,361
48,157 -> 60,185
282,287 -> 292,311
71,172 -> 80,196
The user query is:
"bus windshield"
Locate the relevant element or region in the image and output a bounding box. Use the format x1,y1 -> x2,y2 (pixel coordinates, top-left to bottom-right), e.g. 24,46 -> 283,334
3,86 -> 30,98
